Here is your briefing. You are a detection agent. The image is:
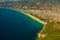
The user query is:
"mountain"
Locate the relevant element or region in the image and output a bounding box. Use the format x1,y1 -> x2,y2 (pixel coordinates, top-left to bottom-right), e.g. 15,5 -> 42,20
0,0 -> 60,5
0,0 -> 60,8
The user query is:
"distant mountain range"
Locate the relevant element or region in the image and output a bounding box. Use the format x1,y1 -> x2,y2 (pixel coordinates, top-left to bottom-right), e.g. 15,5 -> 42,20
0,0 -> 60,7
0,0 -> 19,2
0,0 -> 60,3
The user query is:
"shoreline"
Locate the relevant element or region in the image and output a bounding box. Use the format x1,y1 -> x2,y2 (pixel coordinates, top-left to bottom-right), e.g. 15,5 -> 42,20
22,12 -> 47,25
11,8 -> 47,25
8,8 -> 47,38
18,9 -> 47,38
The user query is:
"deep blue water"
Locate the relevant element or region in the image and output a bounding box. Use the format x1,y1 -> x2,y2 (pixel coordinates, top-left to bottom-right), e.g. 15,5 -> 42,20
0,8 -> 44,40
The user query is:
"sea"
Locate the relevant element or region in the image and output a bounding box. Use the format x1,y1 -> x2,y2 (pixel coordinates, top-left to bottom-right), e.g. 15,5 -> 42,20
0,8 -> 44,40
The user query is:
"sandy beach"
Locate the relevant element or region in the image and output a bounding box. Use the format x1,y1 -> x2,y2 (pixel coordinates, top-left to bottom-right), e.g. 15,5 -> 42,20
23,12 -> 47,25
11,8 -> 47,25
20,10 -> 47,25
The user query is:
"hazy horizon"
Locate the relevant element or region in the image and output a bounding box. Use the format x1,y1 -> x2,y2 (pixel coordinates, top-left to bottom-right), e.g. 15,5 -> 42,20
0,0 -> 19,2
0,0 -> 60,3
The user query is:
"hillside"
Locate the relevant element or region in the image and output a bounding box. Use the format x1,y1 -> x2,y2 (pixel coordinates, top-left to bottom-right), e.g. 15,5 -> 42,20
37,21 -> 60,40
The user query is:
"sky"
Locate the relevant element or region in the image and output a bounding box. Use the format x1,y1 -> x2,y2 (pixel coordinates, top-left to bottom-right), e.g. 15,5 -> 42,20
0,0 -> 60,3
0,0 -> 19,2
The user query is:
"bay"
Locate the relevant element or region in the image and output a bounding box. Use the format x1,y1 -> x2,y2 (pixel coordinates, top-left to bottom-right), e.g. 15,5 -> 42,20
0,8 -> 44,40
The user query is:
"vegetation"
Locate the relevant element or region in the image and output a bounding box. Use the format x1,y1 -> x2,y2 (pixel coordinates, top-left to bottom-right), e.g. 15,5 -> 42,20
37,21 -> 60,40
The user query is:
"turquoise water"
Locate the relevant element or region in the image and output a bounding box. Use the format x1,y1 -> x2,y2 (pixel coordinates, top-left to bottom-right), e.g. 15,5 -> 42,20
0,8 -> 44,40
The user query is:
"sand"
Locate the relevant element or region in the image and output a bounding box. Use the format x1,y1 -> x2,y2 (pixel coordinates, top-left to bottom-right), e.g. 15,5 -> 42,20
11,8 -> 47,25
